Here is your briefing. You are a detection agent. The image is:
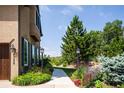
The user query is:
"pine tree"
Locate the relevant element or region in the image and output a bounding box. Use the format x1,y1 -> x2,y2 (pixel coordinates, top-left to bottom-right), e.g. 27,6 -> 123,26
102,20 -> 124,57
97,53 -> 124,86
61,16 -> 86,65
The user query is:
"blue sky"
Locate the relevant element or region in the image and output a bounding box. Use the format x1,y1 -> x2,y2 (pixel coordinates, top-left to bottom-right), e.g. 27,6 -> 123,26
39,5 -> 124,57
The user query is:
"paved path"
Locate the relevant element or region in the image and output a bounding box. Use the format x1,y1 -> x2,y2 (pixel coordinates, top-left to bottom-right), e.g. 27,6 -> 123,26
44,69 -> 77,88
0,69 -> 77,88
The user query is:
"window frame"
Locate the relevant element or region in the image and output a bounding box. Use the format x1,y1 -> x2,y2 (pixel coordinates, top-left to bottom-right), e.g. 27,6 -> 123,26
37,48 -> 39,65
23,38 -> 29,66
31,45 -> 35,66
36,7 -> 41,32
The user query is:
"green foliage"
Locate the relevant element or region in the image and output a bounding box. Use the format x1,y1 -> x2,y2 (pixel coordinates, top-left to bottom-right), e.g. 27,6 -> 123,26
85,72 -> 104,88
41,55 -> 53,74
82,31 -> 103,61
28,66 -> 42,73
42,55 -> 51,66
12,73 -> 32,86
61,17 -> 124,65
97,53 -> 124,86
63,62 -> 67,67
50,56 -> 62,66
71,66 -> 86,80
61,15 -> 86,65
95,80 -> 103,88
43,62 -> 53,74
13,64 -> 52,86
30,73 -> 51,85
95,72 -> 104,82
102,20 -> 124,57
117,84 -> 124,88
12,72 -> 51,86
85,79 -> 96,88
85,72 -> 113,88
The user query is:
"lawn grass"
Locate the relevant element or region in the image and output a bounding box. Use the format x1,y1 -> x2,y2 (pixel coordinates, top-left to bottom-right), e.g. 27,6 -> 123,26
53,67 -> 76,77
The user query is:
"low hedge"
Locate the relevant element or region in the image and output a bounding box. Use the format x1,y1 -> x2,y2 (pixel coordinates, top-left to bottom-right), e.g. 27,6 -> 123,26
12,72 -> 51,86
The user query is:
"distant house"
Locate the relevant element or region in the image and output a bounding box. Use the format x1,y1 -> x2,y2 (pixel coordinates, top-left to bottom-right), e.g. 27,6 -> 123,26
0,5 -> 43,80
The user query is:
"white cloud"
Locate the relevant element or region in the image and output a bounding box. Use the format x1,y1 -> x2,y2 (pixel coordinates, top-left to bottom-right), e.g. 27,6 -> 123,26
61,9 -> 71,16
68,5 -> 83,11
40,5 -> 51,12
58,25 -> 63,30
58,25 -> 67,31
99,11 -> 112,18
61,5 -> 83,16
99,12 -> 105,16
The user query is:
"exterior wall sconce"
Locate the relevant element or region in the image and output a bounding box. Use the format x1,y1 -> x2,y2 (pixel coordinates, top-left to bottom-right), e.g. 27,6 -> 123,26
10,44 -> 16,64
10,44 -> 16,53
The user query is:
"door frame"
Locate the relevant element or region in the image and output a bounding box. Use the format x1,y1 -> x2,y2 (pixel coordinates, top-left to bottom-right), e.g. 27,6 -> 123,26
0,43 -> 11,80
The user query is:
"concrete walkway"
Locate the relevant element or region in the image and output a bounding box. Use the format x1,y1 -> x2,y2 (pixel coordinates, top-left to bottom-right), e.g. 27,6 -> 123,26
0,69 -> 77,88
44,69 -> 77,88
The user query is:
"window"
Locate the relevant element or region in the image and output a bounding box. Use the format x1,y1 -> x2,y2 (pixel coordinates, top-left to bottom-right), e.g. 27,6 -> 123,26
23,38 -> 28,66
35,47 -> 37,64
31,45 -> 39,65
36,6 -> 41,32
37,48 -> 39,65
31,45 -> 35,66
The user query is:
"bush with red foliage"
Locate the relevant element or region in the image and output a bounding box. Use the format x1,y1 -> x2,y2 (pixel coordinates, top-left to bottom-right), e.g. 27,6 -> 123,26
73,79 -> 81,86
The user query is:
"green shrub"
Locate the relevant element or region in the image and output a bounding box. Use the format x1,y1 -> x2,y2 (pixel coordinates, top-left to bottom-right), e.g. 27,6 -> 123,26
120,84 -> 124,88
63,62 -> 67,67
71,67 -> 86,80
28,66 -> 42,73
97,53 -> 124,86
85,72 -> 104,88
117,84 -> 124,88
30,73 -> 51,85
12,72 -> 51,86
95,80 -> 103,88
95,72 -> 104,82
50,57 -> 62,66
85,79 -> 96,88
43,62 -> 53,74
41,55 -> 53,74
12,72 -> 33,86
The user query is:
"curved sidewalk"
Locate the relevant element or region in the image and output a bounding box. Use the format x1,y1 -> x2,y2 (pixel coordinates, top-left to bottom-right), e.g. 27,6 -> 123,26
0,69 -> 77,88
43,68 -> 77,88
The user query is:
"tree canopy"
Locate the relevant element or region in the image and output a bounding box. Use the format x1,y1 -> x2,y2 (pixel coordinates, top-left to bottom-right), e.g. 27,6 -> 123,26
61,16 -> 124,65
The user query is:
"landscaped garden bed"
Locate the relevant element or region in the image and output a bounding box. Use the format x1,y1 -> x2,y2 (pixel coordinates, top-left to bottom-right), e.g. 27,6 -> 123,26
59,56 -> 124,88
12,58 -> 54,86
62,53 -> 124,88
55,65 -> 88,87
12,72 -> 51,86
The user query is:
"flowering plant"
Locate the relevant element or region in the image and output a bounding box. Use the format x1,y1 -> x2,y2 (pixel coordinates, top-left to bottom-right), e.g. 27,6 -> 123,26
73,79 -> 81,86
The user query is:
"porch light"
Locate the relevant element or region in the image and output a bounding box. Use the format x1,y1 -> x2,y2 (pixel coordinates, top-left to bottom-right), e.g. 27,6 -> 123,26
76,47 -> 80,67
76,47 -> 80,54
40,48 -> 44,54
10,44 -> 16,53
10,44 -> 16,64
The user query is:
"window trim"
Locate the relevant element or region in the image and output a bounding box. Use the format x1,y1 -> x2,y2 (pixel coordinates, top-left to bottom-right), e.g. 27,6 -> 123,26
23,38 -> 28,66
37,48 -> 39,65
31,45 -> 35,66
36,8 -> 41,32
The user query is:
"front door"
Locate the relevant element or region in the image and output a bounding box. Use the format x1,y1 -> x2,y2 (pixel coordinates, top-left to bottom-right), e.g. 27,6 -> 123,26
0,43 -> 10,80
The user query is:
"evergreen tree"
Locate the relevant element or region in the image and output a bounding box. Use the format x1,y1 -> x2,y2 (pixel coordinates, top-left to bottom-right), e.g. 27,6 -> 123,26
61,16 -> 86,65
102,20 -> 124,57
82,31 -> 103,61
97,53 -> 124,86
